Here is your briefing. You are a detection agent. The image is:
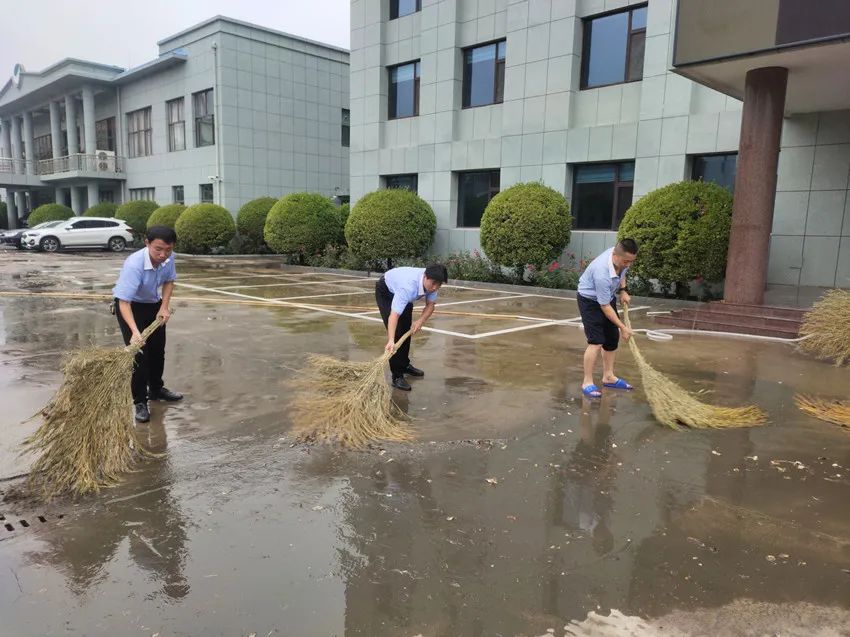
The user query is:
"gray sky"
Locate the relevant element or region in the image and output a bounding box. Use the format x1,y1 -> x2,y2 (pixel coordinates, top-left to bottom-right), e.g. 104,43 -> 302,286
0,0 -> 350,76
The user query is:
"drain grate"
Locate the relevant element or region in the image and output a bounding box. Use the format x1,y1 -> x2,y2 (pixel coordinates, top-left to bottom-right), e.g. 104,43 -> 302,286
1,512 -> 64,533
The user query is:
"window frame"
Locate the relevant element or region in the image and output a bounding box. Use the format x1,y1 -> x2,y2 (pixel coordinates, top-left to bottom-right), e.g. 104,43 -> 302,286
580,4 -> 648,91
199,183 -> 214,203
172,185 -> 185,205
571,161 -> 635,231
128,187 -> 156,201
691,152 -> 738,193
341,108 -> 350,147
95,117 -> 116,152
383,173 -> 419,193
166,98 -> 186,152
193,89 -> 215,148
457,169 -> 501,229
462,39 -> 507,109
390,0 -> 421,20
388,60 -> 421,120
126,107 -> 153,158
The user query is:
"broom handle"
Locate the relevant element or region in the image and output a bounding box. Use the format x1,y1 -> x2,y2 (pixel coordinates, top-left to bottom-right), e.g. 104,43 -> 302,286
392,329 -> 414,353
124,308 -> 173,353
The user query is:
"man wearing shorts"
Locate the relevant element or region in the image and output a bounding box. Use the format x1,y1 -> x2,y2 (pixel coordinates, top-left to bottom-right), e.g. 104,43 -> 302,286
575,239 -> 638,398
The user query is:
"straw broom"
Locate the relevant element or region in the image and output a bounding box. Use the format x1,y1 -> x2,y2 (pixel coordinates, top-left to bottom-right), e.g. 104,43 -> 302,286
21,319 -> 165,501
622,304 -> 767,429
798,289 -> 850,366
795,395 -> 850,429
290,331 -> 414,448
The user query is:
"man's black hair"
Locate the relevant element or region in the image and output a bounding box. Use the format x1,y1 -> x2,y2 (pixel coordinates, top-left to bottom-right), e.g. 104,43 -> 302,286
146,225 -> 177,245
424,263 -> 448,284
617,238 -> 638,255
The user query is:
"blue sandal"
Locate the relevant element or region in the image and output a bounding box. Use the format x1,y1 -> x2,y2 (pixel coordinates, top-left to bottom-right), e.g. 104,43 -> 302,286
582,384 -> 602,398
603,378 -> 633,390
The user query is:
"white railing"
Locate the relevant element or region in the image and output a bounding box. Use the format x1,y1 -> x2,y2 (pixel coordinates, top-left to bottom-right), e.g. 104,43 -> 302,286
37,153 -> 125,176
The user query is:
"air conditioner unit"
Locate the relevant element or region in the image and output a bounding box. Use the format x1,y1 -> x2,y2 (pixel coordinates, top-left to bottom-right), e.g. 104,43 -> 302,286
96,150 -> 116,172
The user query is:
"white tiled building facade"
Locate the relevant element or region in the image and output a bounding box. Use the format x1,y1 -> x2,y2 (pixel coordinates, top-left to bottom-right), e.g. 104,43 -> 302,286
349,0 -> 850,288
0,16 -> 350,225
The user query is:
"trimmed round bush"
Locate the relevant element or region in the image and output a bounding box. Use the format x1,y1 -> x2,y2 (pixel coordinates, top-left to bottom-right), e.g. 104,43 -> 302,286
83,202 -> 118,218
345,190 -> 436,263
237,196 -> 277,244
116,200 -> 159,235
264,192 -> 340,257
147,204 -> 186,230
28,203 -> 74,226
480,182 -> 571,270
617,180 -> 734,286
175,203 -> 236,254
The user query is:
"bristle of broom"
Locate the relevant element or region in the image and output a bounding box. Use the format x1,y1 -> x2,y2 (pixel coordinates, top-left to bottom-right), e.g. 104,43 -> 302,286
795,394 -> 850,429
21,319 -> 164,501
798,289 -> 850,366
623,305 -> 767,429
290,334 -> 414,448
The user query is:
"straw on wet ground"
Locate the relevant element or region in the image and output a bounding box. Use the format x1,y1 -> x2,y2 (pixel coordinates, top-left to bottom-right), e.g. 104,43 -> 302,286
798,289 -> 850,366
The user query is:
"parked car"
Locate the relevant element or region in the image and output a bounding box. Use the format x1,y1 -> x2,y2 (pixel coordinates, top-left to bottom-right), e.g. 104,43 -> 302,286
21,217 -> 135,253
1,221 -> 65,249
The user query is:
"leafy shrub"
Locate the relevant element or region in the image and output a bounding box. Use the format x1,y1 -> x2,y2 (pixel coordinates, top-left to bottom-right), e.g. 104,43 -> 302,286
28,203 -> 74,226
116,200 -> 159,235
335,203 -> 350,245
528,253 -> 586,290
617,180 -> 734,288
444,250 -> 508,283
147,204 -> 186,230
83,202 -> 118,218
175,203 -> 236,254
304,244 -> 368,271
345,189 -> 436,266
264,192 -> 340,259
480,182 -> 571,274
237,196 -> 278,245
0,201 -> 7,230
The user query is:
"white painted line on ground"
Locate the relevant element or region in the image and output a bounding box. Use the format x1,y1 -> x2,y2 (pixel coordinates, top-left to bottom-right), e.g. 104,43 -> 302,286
216,277 -> 373,290
270,290 -> 374,301
354,293 -> 531,316
468,321 -> 562,339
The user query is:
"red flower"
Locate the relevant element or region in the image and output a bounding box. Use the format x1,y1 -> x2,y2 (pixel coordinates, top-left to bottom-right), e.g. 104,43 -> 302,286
548,261 -> 559,273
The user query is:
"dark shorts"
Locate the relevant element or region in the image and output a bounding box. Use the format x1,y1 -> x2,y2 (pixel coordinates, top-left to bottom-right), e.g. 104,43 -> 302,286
577,293 -> 619,351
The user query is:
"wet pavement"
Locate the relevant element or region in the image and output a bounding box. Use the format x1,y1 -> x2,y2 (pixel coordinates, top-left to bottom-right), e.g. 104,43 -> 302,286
1,248 -> 849,637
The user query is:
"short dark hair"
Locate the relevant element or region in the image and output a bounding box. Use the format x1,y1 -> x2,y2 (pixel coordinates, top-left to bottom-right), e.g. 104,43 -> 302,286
424,263 -> 448,284
617,238 -> 638,255
146,225 -> 177,245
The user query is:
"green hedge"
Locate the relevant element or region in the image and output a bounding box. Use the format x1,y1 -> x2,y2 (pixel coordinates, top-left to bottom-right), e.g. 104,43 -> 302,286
175,203 -> 236,254
116,200 -> 159,235
480,182 -> 571,270
147,204 -> 186,230
264,192 -> 340,257
617,180 -> 734,286
28,203 -> 74,226
345,189 -> 436,264
83,202 -> 118,218
336,203 -> 350,245
237,196 -> 278,244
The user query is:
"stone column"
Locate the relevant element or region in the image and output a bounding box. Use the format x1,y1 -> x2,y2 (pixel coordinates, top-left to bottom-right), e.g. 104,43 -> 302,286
7,190 -> 17,229
70,186 -> 83,215
65,94 -> 79,155
10,116 -> 23,173
22,111 -> 35,174
724,67 -> 789,306
0,119 -> 9,157
55,188 -> 65,205
87,182 -> 99,209
49,100 -> 63,159
82,85 -> 97,155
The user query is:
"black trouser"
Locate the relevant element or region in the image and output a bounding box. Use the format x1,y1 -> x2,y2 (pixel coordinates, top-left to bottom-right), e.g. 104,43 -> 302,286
375,277 -> 413,378
577,294 -> 620,351
115,299 -> 166,404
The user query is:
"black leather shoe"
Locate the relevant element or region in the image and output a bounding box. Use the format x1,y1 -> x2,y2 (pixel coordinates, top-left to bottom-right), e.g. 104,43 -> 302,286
150,387 -> 183,402
404,364 -> 425,377
391,376 -> 412,391
134,402 -> 150,423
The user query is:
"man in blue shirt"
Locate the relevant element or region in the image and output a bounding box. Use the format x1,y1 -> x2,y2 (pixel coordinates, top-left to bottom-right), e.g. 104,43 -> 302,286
112,225 -> 183,422
575,238 -> 638,398
375,263 -> 448,391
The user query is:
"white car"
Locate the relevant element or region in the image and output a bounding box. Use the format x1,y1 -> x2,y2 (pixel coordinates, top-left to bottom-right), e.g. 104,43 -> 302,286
22,217 -> 135,253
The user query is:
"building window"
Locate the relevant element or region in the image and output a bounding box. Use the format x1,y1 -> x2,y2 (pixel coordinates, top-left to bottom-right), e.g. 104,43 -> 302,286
99,190 -> 114,203
341,108 -> 350,147
388,61 -> 420,120
581,5 -> 647,89
390,0 -> 421,19
692,153 -> 737,193
34,134 -> 53,160
200,183 -> 214,203
572,162 -> 635,230
458,170 -> 500,228
95,117 -> 115,152
384,174 -> 418,192
166,98 -> 185,152
463,41 -> 506,108
172,185 -> 185,205
129,187 -> 156,201
127,107 -> 153,158
193,89 -> 215,147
